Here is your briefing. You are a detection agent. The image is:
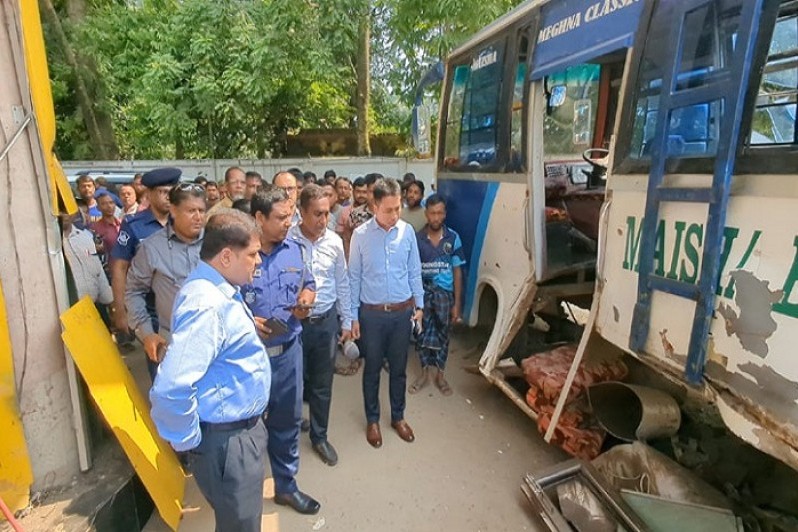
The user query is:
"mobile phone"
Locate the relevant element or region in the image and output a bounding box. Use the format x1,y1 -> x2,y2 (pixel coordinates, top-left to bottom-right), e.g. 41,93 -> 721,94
264,317 -> 289,337
284,303 -> 314,311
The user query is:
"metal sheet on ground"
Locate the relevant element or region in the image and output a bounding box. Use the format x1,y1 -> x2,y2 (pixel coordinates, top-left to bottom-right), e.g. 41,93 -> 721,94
60,297 -> 184,530
0,281 -> 34,514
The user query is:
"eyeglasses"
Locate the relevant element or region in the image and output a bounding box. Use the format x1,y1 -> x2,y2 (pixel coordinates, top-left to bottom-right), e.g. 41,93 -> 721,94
280,186 -> 298,193
172,183 -> 205,193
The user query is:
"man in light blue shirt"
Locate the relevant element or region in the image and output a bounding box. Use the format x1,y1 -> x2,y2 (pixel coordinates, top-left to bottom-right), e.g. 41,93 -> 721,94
290,184 -> 352,467
150,209 -> 270,532
349,178 -> 424,449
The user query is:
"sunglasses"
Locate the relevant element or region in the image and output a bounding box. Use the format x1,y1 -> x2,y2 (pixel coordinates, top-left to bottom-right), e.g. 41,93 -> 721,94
172,183 -> 205,193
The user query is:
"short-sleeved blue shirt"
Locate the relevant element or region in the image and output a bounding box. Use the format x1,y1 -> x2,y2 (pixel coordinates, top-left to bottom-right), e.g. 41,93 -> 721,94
111,209 -> 165,262
241,239 -> 316,347
416,226 -> 466,292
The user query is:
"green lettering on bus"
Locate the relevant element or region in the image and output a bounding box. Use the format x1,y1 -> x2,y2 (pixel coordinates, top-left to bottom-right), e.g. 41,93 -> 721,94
653,219 -> 666,277
623,215 -> 641,271
723,230 -> 762,299
679,223 -> 703,284
773,236 -> 798,319
715,226 -> 739,296
666,221 -> 687,280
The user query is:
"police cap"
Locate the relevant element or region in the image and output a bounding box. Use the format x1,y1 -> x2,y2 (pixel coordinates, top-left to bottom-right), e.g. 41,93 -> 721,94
141,167 -> 182,188
95,189 -> 123,208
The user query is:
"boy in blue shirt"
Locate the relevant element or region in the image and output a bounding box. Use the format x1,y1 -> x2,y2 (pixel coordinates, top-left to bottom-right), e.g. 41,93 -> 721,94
410,194 -> 465,396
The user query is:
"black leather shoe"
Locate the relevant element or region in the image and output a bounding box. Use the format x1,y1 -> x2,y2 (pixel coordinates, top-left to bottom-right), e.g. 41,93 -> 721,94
313,440 -> 338,466
274,490 -> 320,515
300,418 -> 310,432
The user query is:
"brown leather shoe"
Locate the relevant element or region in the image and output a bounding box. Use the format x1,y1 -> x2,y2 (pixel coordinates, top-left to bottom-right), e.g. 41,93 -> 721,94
391,419 -> 415,442
366,422 -> 382,448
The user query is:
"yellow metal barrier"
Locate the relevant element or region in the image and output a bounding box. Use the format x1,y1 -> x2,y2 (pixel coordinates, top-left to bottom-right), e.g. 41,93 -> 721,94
0,282 -> 34,516
61,298 -> 185,531
19,0 -> 77,215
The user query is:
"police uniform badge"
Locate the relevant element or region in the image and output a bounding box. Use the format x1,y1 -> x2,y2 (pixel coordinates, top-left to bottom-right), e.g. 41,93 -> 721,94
117,231 -> 130,246
245,291 -> 256,304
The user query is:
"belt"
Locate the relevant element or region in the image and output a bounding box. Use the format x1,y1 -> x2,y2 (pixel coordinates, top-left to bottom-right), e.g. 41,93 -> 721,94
303,306 -> 335,325
361,298 -> 414,313
200,413 -> 263,432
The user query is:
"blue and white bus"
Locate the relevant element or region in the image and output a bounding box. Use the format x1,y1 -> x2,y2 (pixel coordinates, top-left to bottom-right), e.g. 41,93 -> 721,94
435,0 -> 798,471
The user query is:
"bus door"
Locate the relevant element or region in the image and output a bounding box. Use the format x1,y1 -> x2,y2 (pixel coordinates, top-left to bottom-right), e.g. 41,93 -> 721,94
525,0 -> 644,315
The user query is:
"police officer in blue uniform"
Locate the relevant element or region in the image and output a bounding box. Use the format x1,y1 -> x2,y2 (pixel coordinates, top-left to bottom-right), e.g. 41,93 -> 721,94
110,167 -> 180,379
242,186 -> 321,515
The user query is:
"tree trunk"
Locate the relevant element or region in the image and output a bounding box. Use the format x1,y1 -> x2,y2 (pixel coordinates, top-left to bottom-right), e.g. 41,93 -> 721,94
82,59 -> 120,159
355,7 -> 371,156
66,0 -> 87,22
40,0 -> 119,159
175,134 -> 185,160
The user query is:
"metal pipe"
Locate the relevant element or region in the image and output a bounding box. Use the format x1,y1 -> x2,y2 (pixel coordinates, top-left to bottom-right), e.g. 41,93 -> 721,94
0,114 -> 31,164
0,494 -> 25,531
589,382 -> 681,441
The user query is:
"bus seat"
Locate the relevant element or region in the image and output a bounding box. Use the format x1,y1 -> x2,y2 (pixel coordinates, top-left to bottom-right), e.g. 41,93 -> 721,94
560,189 -> 604,241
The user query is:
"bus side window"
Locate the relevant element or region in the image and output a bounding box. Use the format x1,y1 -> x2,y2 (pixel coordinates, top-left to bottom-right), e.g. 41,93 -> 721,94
442,41 -> 506,171
509,33 -> 530,172
444,65 -> 471,169
747,11 -> 797,146
624,1 -> 742,163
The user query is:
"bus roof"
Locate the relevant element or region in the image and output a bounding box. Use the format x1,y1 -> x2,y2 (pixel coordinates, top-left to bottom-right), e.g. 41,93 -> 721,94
448,0 -> 547,60
448,0 -> 645,80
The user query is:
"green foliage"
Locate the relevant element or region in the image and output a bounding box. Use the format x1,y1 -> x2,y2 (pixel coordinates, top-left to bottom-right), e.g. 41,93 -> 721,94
45,0 -> 524,159
52,0 -> 354,158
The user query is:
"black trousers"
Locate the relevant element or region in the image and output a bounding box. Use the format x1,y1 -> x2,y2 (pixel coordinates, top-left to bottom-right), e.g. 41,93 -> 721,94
187,417 -> 268,532
359,306 -> 413,424
301,309 -> 339,445
144,290 -> 159,381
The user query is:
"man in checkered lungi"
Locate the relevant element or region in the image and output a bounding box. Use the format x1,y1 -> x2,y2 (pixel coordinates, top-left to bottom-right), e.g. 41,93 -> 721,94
410,194 -> 465,396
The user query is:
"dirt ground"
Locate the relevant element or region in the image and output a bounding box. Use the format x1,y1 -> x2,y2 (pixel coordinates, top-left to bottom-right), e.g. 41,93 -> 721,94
139,328 -> 566,532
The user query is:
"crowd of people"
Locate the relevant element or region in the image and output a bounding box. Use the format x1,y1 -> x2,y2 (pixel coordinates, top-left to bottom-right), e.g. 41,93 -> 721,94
61,165 -> 465,531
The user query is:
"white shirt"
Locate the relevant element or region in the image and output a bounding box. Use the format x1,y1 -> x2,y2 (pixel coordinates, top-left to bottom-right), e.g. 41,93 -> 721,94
288,226 -> 353,329
327,203 -> 342,231
124,203 -> 139,217
291,209 -> 302,228
63,227 -> 112,304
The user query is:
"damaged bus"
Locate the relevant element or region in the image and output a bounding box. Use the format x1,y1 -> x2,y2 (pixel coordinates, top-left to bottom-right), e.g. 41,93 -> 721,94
435,0 -> 798,472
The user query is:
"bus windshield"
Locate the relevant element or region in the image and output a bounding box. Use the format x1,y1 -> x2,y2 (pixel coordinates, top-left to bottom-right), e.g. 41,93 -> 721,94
543,64 -> 601,161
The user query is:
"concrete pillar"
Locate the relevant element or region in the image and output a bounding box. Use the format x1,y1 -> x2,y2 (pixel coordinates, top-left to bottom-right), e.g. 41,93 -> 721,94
0,1 -> 80,490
